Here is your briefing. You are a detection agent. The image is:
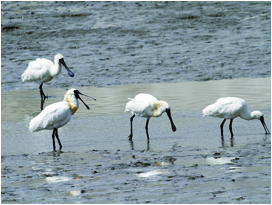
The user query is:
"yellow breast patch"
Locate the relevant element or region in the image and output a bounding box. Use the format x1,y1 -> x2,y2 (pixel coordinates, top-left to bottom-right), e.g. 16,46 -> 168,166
151,103 -> 160,117
66,102 -> 78,115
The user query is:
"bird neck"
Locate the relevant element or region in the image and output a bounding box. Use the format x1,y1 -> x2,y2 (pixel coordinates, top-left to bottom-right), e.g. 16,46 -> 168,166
239,108 -> 257,120
151,101 -> 166,117
51,58 -> 62,77
63,93 -> 79,115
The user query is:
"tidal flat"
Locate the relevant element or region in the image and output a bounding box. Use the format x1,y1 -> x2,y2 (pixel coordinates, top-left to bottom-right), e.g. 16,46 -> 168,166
1,78 -> 271,203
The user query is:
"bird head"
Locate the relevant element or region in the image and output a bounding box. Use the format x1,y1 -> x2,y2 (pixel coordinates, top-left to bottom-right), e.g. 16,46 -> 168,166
251,111 -> 270,134
64,89 -> 96,110
55,54 -> 74,77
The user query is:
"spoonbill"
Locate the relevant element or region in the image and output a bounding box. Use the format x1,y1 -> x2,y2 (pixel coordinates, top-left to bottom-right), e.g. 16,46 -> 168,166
125,93 -> 177,141
202,97 -> 270,138
21,53 -> 74,100
29,88 -> 96,151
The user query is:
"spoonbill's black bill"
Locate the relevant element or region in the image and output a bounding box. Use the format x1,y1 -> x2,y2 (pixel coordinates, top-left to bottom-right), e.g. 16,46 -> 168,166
59,58 -> 74,77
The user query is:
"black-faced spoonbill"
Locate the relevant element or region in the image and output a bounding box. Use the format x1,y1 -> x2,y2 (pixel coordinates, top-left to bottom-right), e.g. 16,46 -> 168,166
202,97 -> 270,138
29,88 -> 96,151
21,53 -> 74,100
125,93 -> 177,141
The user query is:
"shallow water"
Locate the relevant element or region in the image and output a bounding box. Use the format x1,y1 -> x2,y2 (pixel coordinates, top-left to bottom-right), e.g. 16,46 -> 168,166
1,77 -> 271,122
1,78 -> 271,203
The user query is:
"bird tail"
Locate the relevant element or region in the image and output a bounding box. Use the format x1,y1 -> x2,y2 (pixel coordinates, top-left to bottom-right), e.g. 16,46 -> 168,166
202,104 -> 214,117
29,116 -> 44,133
21,72 -> 27,82
124,100 -> 133,113
29,118 -> 37,133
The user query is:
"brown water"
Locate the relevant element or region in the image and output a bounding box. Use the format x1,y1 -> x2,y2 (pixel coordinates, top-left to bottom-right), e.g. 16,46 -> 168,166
1,78 -> 271,203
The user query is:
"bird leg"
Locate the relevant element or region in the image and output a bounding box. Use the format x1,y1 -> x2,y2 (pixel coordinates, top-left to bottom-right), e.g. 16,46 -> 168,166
220,119 -> 226,138
128,115 -> 135,140
40,98 -> 45,110
55,129 -> 62,150
52,128 -> 56,151
147,140 -> 150,151
39,83 -> 47,100
229,119 -> 234,138
145,118 -> 150,141
129,139 -> 134,150
52,128 -> 62,151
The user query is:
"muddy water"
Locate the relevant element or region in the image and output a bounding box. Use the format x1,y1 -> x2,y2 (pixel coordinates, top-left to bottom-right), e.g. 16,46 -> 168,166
1,78 -> 271,203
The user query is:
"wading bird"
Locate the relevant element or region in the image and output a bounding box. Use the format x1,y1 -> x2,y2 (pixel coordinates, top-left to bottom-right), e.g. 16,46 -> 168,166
29,88 -> 96,151
21,54 -> 74,100
202,97 -> 270,138
125,93 -> 177,141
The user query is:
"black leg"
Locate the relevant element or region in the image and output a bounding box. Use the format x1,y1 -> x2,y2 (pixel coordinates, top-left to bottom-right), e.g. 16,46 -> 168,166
220,119 -> 226,137
39,83 -> 47,100
229,119 -> 234,138
52,128 -> 56,151
40,98 -> 45,110
129,139 -> 134,150
145,118 -> 150,141
128,115 -> 135,140
55,129 -> 62,149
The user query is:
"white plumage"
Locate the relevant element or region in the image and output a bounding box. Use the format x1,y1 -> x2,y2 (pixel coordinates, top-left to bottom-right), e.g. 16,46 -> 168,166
29,88 -> 95,151
203,97 -> 270,137
21,53 -> 74,100
125,93 -> 177,140
29,101 -> 72,132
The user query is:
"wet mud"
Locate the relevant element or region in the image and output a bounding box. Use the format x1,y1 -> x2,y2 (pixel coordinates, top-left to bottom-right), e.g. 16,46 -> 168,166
1,78 -> 271,203
1,130 -> 271,203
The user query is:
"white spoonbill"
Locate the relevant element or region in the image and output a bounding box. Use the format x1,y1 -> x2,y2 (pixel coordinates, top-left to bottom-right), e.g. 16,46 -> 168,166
202,97 -> 270,138
21,53 -> 74,100
125,93 -> 177,141
29,88 -> 96,151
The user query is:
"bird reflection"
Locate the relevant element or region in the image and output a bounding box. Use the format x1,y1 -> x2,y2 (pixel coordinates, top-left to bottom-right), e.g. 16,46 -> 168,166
129,139 -> 134,150
129,139 -> 150,151
221,136 -> 234,147
52,149 -> 62,157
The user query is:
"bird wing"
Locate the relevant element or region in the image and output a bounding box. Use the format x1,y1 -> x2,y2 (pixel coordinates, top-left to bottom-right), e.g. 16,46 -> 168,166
133,93 -> 158,101
125,98 -> 151,117
203,97 -> 245,119
29,102 -> 71,132
21,58 -> 53,82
